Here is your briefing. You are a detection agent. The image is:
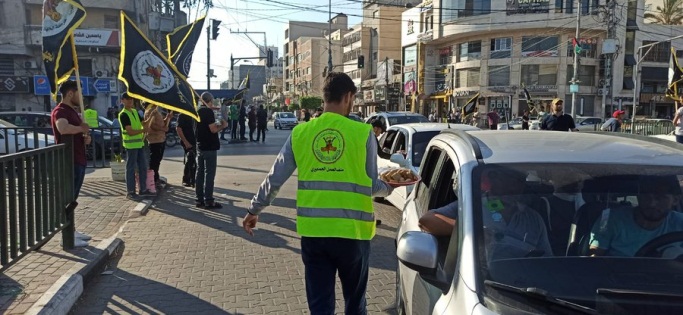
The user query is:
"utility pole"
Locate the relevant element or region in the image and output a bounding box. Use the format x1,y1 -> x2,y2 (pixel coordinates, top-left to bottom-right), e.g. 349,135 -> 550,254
384,56 -> 389,111
601,0 -> 617,118
327,0 -> 333,76
206,25 -> 211,90
570,0 -> 581,118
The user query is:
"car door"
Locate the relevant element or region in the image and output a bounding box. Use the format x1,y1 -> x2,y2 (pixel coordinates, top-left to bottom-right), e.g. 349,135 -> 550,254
398,145 -> 445,315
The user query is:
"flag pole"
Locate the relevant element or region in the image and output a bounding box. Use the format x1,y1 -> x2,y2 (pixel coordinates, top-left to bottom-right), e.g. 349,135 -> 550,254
70,33 -> 86,116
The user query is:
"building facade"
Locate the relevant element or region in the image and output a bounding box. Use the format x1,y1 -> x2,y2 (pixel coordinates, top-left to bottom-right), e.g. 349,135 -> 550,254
0,0 -> 185,114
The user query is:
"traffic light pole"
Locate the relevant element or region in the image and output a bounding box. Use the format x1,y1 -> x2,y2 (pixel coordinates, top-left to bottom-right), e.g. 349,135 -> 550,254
206,25 -> 211,91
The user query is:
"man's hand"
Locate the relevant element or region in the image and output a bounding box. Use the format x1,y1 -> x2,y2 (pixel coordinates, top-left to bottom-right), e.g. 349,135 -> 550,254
242,213 -> 259,236
84,134 -> 92,145
80,122 -> 90,133
182,140 -> 192,149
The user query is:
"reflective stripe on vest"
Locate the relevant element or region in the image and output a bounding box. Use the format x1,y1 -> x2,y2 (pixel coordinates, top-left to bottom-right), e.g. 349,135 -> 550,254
84,109 -> 99,128
118,109 -> 144,149
291,112 -> 375,240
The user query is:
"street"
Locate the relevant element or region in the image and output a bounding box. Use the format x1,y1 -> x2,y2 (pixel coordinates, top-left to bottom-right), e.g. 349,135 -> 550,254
71,123 -> 402,314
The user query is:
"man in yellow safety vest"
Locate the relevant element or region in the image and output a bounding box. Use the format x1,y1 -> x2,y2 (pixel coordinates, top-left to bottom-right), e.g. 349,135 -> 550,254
119,93 -> 154,200
84,105 -> 99,128
243,72 -> 395,314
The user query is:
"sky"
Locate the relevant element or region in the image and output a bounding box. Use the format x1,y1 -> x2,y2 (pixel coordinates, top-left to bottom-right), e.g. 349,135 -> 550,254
182,0 -> 363,89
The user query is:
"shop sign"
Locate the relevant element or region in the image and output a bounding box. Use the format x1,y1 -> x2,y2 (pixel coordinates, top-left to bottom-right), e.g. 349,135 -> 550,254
73,29 -> 120,47
453,90 -> 477,97
640,93 -> 673,103
0,76 -> 30,93
403,46 -> 417,66
507,0 -> 550,15
407,19 -> 415,35
521,85 -> 557,93
364,90 -> 375,102
387,86 -> 401,101
375,86 -> 386,101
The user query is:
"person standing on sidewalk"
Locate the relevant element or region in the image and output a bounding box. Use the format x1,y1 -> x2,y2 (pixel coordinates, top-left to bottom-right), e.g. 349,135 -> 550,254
673,98 -> 683,144
196,92 -> 228,209
176,113 -> 196,187
50,80 -> 93,247
230,101 -> 239,140
248,106 -> 257,142
119,93 -> 154,200
243,72 -> 395,315
238,101 -> 248,140
256,104 -> 268,142
220,99 -> 231,141
143,103 -> 172,186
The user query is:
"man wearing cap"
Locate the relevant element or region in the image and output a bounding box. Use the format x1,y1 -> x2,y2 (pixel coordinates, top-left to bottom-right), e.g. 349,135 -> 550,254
541,98 -> 578,132
601,110 -> 625,132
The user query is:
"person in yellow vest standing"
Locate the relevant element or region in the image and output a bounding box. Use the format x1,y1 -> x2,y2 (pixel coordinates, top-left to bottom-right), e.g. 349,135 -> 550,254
243,73 -> 395,314
83,105 -> 99,128
119,93 -> 154,200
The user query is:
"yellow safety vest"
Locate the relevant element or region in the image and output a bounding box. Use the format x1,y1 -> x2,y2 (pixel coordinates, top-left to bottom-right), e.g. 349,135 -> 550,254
84,108 -> 99,128
291,112 -> 375,240
118,109 -> 144,149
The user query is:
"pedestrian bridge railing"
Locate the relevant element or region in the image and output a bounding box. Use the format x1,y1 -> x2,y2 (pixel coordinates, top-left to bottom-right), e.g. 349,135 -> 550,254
1,136 -> 76,271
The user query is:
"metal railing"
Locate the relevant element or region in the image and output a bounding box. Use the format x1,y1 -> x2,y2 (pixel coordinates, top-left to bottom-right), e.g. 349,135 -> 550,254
1,136 -> 76,271
0,127 -> 122,168
584,121 -> 676,135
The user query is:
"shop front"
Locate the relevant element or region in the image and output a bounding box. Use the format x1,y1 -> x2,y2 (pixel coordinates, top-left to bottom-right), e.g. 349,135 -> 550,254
640,93 -> 677,119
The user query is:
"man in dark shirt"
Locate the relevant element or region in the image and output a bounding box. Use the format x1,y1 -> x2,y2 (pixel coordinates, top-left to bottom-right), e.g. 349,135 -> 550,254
196,92 -> 228,209
50,80 -> 92,247
256,105 -> 268,142
238,101 -> 247,140
176,113 -> 197,187
541,98 -> 578,132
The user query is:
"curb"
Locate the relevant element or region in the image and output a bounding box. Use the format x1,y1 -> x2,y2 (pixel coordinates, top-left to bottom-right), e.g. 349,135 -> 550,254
25,186 -> 158,315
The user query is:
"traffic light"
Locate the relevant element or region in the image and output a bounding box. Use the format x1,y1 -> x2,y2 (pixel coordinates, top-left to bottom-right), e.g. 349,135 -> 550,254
266,49 -> 274,68
358,55 -> 365,69
211,19 -> 221,40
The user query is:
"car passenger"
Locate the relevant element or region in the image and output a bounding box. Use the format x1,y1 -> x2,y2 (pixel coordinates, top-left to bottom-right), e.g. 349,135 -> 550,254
589,175 -> 683,257
419,169 -> 552,259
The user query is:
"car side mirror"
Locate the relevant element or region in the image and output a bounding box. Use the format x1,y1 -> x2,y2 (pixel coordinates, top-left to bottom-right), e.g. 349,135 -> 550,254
397,231 -> 438,275
390,152 -> 408,166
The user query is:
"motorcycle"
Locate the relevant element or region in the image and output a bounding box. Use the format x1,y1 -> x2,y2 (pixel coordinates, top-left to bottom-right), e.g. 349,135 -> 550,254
165,120 -> 180,148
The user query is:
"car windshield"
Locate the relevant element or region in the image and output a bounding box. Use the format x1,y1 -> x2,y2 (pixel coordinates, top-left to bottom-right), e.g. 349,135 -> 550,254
473,163 -> 683,311
411,131 -> 440,167
280,113 -> 294,118
387,115 -> 428,126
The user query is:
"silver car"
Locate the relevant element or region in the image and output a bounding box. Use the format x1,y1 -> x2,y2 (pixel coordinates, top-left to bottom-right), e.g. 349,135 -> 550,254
396,130 -> 683,314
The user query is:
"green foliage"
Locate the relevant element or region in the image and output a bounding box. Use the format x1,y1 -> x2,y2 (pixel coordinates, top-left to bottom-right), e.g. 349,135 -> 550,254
289,103 -> 300,110
644,0 -> 683,25
300,96 -> 323,110
112,153 -> 123,163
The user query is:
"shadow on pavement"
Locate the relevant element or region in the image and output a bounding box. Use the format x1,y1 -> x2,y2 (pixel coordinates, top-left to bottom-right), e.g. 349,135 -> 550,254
71,248 -> 237,315
0,275 -> 23,313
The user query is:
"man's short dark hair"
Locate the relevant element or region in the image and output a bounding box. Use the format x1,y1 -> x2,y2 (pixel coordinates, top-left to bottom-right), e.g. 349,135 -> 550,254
59,80 -> 78,95
323,72 -> 357,104
121,92 -> 133,100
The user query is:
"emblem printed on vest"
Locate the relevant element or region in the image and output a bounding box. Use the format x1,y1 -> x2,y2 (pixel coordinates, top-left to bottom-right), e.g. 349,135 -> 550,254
312,128 -> 345,164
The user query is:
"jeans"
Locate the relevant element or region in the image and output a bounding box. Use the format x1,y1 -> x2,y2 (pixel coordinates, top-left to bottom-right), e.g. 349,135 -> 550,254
221,122 -> 230,139
301,237 -> 370,315
256,126 -> 266,141
125,147 -> 148,194
195,149 -> 217,203
677,134 -> 683,144
73,164 -> 86,200
249,124 -> 256,141
231,120 -> 239,139
183,147 -> 196,185
148,142 -> 165,183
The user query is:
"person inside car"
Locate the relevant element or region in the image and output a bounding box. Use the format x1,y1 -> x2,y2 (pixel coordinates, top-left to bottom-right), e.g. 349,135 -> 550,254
419,169 -> 552,259
589,175 -> 683,257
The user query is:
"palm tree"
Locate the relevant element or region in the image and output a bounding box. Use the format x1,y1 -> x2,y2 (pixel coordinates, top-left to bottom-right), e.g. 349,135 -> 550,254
645,0 -> 683,25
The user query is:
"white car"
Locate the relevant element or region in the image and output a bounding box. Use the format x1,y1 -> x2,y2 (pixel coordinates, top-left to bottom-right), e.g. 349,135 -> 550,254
575,116 -> 604,131
272,112 -> 297,129
376,123 -> 479,209
0,119 -> 55,155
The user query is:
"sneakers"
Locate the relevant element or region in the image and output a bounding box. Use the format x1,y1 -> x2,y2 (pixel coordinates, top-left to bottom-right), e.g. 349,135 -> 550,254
140,190 -> 156,197
75,231 -> 92,241
126,193 -> 140,200
74,239 -> 89,247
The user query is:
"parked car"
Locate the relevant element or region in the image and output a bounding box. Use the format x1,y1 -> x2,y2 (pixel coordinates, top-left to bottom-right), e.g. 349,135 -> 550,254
272,112 -> 297,129
365,111 -> 429,130
377,123 -> 479,209
0,119 -> 54,154
396,130 -> 683,314
575,116 -> 604,131
347,113 -> 363,122
0,111 -> 120,158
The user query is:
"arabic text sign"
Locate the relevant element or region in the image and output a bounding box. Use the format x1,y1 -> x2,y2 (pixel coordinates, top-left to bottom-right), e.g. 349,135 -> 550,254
73,29 -> 120,47
507,0 -> 550,15
0,76 -> 30,94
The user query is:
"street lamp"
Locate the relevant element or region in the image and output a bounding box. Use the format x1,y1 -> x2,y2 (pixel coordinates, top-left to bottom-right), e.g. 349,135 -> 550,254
631,34 -> 683,133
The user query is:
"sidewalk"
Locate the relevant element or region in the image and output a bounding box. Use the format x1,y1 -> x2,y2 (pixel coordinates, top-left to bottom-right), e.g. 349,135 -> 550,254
0,176 -> 146,314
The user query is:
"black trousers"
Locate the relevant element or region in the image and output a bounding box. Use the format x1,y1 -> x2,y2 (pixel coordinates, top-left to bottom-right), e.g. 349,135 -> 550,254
183,147 -> 196,186
256,126 -> 266,141
231,120 -> 239,139
239,120 -> 246,139
148,142 -> 165,182
249,124 -> 256,141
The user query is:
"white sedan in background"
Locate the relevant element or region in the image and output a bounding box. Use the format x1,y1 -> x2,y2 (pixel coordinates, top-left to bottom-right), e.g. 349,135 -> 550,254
0,119 -> 54,155
376,123 -> 480,209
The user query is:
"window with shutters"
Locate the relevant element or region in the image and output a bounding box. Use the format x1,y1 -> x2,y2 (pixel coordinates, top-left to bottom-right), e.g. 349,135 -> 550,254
0,57 -> 14,75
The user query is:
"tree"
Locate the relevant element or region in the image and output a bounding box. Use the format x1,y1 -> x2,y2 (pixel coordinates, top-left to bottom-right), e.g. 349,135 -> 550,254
300,96 -> 323,110
645,0 -> 683,25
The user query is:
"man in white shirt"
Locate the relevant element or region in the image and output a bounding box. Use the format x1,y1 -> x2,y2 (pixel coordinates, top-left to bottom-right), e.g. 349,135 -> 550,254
673,98 -> 683,144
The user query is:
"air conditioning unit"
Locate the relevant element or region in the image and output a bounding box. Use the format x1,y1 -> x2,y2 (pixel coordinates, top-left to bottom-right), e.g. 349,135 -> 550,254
95,70 -> 109,77
24,61 -> 39,69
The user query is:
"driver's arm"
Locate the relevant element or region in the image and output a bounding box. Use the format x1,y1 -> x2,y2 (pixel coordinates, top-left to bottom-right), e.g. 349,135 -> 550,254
419,201 -> 458,236
589,246 -> 606,256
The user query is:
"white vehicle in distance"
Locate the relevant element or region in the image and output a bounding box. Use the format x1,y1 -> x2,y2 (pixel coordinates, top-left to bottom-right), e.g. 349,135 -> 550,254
376,123 -> 479,209
272,112 -> 298,130
365,111 -> 429,130
0,119 -> 55,155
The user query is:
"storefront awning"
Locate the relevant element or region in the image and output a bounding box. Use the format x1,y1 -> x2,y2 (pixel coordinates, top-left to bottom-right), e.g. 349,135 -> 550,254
624,54 -> 637,66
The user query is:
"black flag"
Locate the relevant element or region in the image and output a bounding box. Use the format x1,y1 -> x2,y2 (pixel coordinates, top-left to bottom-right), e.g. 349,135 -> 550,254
167,16 -> 206,78
119,12 -> 199,121
461,93 -> 480,117
666,47 -> 683,100
41,0 -> 86,97
523,86 -> 536,112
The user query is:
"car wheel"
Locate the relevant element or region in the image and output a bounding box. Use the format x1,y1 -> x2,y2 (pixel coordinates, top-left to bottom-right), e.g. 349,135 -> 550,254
395,265 -> 406,315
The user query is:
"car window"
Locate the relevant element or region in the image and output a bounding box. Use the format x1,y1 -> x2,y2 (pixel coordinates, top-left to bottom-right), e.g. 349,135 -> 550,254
411,131 -> 440,168
379,116 -> 388,129
366,115 -> 377,124
430,155 -> 459,270
415,146 -> 444,214
281,113 -> 294,118
380,130 -> 397,155
393,131 -> 407,154
387,115 -> 428,126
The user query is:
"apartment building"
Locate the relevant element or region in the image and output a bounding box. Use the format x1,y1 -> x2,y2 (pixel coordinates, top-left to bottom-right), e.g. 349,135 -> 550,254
402,0 -> 683,119
0,0 -> 185,113
282,15 -> 348,105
